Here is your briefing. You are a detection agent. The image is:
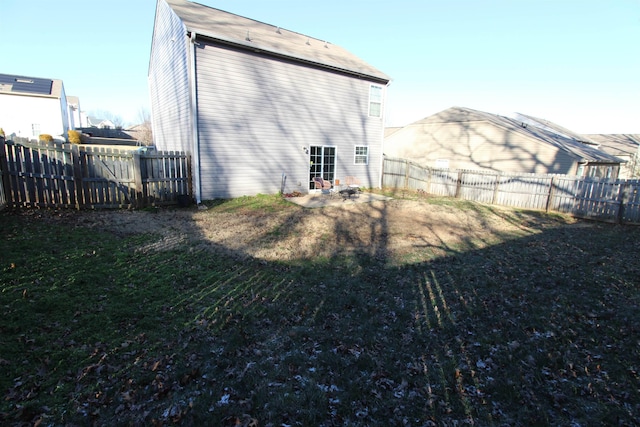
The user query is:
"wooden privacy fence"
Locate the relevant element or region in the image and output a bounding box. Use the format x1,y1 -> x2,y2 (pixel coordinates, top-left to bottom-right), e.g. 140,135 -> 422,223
0,148 -> 6,210
0,139 -> 191,209
383,156 -> 640,225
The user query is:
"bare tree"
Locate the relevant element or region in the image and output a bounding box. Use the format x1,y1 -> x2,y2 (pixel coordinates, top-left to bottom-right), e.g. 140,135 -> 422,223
90,110 -> 125,129
135,107 -> 153,146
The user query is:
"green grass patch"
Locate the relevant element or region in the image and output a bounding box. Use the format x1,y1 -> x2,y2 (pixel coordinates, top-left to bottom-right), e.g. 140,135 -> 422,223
1,201 -> 639,426
204,193 -> 294,213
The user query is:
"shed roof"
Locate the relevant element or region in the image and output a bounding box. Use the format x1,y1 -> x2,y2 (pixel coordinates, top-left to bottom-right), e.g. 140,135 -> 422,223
514,113 -> 598,145
0,73 -> 63,98
413,106 -> 624,164
164,0 -> 390,83
583,134 -> 640,157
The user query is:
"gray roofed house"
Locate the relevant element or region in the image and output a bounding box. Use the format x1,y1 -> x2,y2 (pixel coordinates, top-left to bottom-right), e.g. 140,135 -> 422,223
0,73 -> 70,141
384,106 -> 624,179
148,0 -> 391,201
583,134 -> 640,178
86,116 -> 117,129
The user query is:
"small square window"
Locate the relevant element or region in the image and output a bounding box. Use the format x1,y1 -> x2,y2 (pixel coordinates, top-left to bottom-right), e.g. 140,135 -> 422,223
354,146 -> 368,165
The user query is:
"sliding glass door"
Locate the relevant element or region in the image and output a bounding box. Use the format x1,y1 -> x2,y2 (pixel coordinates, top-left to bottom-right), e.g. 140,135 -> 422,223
309,146 -> 336,190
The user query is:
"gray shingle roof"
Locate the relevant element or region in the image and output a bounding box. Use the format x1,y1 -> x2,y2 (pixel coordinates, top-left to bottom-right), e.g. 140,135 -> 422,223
583,134 -> 640,157
416,106 -> 624,164
514,113 -> 598,145
165,0 -> 390,83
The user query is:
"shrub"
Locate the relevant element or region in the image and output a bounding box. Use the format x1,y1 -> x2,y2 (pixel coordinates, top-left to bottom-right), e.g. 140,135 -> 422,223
39,134 -> 54,142
68,130 -> 82,144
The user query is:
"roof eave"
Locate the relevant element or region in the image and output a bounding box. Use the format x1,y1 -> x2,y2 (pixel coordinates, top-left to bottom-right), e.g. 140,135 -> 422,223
189,31 -> 390,84
0,91 -> 60,100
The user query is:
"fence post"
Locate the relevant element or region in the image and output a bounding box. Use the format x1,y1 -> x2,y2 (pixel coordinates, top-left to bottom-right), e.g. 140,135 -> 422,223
0,137 -> 11,208
545,176 -> 556,213
617,181 -> 629,224
132,152 -> 144,208
404,159 -> 410,190
455,171 -> 463,199
186,154 -> 193,201
491,173 -> 501,205
71,144 -> 84,209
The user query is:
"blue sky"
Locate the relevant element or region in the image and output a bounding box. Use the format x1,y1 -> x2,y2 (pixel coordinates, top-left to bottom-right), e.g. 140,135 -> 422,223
1,0 -> 638,133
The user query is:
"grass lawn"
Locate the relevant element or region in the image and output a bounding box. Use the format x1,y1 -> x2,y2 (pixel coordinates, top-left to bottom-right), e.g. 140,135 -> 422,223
1,195 -> 639,426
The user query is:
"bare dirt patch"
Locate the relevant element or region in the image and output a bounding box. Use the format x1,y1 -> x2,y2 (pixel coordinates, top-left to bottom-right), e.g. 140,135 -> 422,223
52,197 -> 577,263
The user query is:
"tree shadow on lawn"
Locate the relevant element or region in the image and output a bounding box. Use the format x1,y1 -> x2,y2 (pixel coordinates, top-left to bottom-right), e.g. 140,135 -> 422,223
1,205 -> 639,426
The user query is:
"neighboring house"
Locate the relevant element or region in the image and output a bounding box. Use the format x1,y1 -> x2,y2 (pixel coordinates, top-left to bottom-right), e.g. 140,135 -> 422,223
0,73 -> 70,141
67,95 -> 87,129
148,0 -> 391,201
384,106 -> 624,179
86,116 -> 117,129
584,134 -> 640,179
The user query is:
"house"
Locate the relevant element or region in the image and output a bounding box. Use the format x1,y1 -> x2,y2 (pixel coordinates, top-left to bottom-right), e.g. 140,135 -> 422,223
67,95 -> 87,129
0,73 -> 70,141
583,134 -> 640,179
86,116 -> 117,129
148,0 -> 391,201
384,106 -> 624,179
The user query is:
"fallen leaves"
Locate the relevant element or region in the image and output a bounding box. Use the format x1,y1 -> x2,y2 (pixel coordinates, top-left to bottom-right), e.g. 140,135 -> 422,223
2,201 -> 640,425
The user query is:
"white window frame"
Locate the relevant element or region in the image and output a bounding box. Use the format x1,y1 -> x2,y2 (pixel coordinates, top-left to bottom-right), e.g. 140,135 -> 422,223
354,145 -> 369,165
31,123 -> 40,138
368,84 -> 383,118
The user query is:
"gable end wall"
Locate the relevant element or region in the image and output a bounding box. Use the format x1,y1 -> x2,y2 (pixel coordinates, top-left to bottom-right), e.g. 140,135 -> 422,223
386,121 -> 578,175
149,0 -> 193,153
194,41 -> 385,199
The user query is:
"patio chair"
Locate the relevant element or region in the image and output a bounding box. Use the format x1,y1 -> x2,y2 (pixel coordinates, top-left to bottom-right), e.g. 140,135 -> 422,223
343,176 -> 361,197
313,177 -> 334,197
344,176 -> 361,188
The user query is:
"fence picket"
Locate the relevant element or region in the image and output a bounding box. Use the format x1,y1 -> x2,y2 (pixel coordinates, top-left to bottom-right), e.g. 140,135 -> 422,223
383,156 -> 640,225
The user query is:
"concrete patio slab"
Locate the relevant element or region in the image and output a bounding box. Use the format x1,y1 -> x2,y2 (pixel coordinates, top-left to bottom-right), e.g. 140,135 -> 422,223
284,192 -> 392,208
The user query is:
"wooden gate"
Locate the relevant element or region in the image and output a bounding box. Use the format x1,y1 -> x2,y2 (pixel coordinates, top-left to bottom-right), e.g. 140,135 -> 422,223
0,139 -> 191,209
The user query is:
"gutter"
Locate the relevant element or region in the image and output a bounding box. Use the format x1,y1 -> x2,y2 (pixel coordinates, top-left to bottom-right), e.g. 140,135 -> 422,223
378,81 -> 391,189
189,31 -> 202,204
190,32 -> 390,85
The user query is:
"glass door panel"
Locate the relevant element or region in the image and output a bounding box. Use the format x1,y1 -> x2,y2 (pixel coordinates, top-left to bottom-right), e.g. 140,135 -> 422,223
309,146 -> 336,190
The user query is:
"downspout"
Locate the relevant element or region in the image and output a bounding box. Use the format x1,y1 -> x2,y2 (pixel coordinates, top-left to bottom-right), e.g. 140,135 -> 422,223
189,31 -> 202,204
378,81 -> 391,189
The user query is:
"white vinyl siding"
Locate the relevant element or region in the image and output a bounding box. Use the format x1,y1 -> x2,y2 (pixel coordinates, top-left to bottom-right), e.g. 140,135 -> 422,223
385,121 -> 578,175
148,0 -> 192,153
194,42 -> 385,199
0,95 -> 67,140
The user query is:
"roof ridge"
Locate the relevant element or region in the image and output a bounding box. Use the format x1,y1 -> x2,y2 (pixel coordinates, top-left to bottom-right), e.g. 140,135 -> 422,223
164,0 -> 390,83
